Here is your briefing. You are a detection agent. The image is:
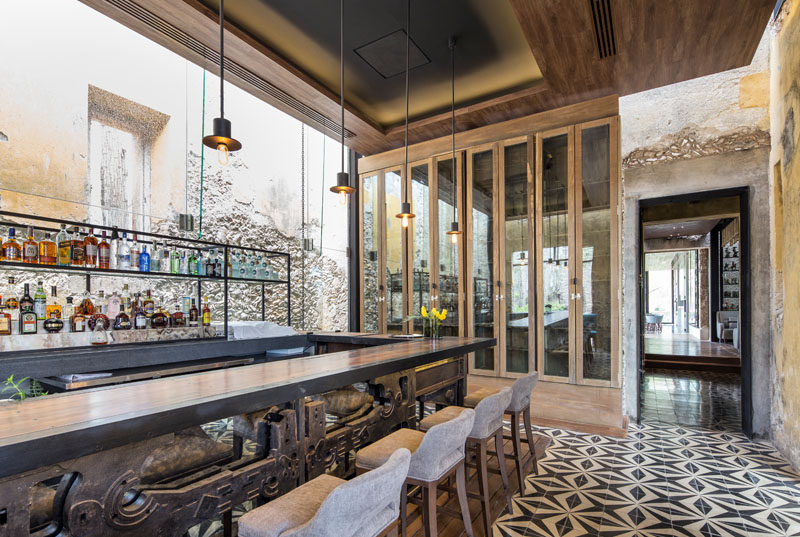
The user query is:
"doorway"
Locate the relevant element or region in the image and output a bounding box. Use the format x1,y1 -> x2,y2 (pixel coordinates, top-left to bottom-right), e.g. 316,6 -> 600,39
637,188 -> 751,434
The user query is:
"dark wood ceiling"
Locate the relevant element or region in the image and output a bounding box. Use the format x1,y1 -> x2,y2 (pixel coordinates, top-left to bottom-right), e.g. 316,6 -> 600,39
80,0 -> 774,156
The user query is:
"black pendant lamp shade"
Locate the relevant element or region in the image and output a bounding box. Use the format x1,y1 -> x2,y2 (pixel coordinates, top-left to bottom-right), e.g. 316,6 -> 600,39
445,36 -> 461,242
396,0 -> 416,227
203,0 -> 241,165
330,0 -> 356,204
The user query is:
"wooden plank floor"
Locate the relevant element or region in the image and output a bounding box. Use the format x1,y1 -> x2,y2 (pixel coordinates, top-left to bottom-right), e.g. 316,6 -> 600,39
644,333 -> 740,371
402,433 -> 551,537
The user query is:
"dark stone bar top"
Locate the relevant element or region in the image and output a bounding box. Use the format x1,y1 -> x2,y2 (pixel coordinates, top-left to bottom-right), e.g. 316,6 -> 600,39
0,335 -> 494,478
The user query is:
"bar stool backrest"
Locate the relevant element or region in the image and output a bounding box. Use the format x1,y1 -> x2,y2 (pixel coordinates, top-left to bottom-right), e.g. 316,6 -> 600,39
508,372 -> 538,412
411,408 -> 475,481
471,387 -> 513,439
285,448 -> 412,537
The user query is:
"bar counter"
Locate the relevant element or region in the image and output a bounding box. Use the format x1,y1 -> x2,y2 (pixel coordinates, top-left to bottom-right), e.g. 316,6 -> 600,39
0,335 -> 493,479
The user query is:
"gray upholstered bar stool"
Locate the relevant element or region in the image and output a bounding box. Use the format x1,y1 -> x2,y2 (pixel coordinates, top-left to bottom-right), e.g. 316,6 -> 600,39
464,372 -> 539,491
238,448 -> 411,537
355,409 -> 476,537
419,387 -> 514,537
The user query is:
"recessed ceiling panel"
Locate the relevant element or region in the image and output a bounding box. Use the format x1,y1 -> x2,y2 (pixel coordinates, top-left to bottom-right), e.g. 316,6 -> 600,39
355,30 -> 430,79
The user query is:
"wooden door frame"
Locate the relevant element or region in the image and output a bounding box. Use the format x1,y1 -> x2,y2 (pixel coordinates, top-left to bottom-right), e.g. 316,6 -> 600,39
358,170 -> 388,333
466,142 -> 501,376
575,116 -> 620,388
405,157 -> 434,334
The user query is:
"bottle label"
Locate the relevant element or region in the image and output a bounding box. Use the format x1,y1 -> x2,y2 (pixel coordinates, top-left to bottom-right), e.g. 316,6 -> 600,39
74,318 -> 85,332
34,299 -> 46,320
85,244 -> 98,260
203,311 -> 210,326
120,254 -> 131,269
0,315 -> 11,334
22,313 -> 37,333
135,315 -> 147,329
71,245 -> 85,263
46,305 -> 62,319
106,296 -> 121,319
24,244 -> 37,259
4,247 -> 20,261
139,258 -> 150,272
144,303 -> 155,316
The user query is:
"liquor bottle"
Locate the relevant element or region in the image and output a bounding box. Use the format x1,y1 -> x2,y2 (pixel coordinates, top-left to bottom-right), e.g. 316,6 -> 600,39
84,228 -> 98,268
162,247 -> 170,274
106,291 -> 121,320
139,245 -> 150,272
179,251 -> 188,275
98,230 -> 110,269
109,228 -> 119,269
189,298 -> 199,327
70,227 -> 85,267
170,248 -> 180,274
130,234 -> 140,271
188,251 -> 198,275
113,309 -> 132,330
171,302 -> 186,327
90,320 -> 109,345
143,290 -> 155,318
95,290 -> 106,315
22,226 -> 38,264
70,299 -> 86,333
44,310 -> 64,333
202,297 -> 211,326
151,242 -> 161,272
33,280 -> 47,321
198,250 -> 207,276
215,254 -> 223,279
19,284 -> 37,335
63,296 -> 75,333
2,228 -> 22,261
151,304 -> 170,329
78,286 -> 95,316
56,224 -> 71,266
45,285 -> 62,320
118,232 -> 131,270
0,301 -> 11,335
206,249 -> 217,277
5,278 -> 19,335
38,232 -> 57,265
134,299 -> 147,330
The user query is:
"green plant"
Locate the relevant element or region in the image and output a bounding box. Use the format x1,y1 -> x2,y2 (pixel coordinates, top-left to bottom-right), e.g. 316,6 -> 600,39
2,375 -> 28,401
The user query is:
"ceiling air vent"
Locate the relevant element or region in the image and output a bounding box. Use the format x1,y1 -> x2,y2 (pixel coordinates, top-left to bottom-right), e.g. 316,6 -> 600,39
588,0 -> 617,59
104,0 -> 355,138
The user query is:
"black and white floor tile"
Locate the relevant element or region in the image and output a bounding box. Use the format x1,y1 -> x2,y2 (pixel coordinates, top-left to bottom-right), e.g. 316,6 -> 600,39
494,422 -> 800,537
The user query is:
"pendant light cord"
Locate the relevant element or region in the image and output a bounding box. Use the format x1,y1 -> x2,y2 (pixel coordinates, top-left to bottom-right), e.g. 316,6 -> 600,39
340,0 -> 345,174
219,0 -> 225,119
450,36 -> 456,225
403,0 -> 410,203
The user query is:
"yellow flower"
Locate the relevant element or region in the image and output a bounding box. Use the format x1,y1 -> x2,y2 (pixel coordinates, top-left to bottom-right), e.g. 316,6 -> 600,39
421,306 -> 428,318
431,308 -> 439,319
440,309 -> 448,321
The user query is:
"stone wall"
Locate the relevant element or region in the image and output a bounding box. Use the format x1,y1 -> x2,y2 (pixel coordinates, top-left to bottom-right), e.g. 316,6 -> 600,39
770,0 -> 800,469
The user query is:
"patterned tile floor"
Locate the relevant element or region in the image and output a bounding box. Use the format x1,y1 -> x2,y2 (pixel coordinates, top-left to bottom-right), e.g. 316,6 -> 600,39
641,369 -> 742,431
495,422 -> 800,537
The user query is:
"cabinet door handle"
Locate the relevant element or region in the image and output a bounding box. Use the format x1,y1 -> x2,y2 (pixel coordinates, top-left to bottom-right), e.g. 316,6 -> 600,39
499,295 -> 505,301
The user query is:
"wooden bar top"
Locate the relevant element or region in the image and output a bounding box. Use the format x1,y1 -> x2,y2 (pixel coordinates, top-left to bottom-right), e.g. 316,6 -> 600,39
0,336 -> 493,478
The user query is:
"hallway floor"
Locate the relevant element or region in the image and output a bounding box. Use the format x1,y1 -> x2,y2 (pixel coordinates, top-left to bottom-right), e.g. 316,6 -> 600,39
641,369 -> 742,431
644,333 -> 740,360
495,422 -> 800,536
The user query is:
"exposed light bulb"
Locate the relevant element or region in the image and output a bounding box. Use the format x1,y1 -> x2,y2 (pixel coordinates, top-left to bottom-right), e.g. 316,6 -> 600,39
338,191 -> 348,206
401,215 -> 409,228
451,233 -> 457,244
217,143 -> 230,166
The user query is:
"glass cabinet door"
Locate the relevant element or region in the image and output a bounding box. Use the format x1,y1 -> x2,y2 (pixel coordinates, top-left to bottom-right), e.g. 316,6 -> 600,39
409,162 -> 431,333
502,141 -> 532,375
385,169 -> 404,334
538,130 -> 573,381
436,156 -> 462,337
468,147 -> 498,374
360,173 -> 383,332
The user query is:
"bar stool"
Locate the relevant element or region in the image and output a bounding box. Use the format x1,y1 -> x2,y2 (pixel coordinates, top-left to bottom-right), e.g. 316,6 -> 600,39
355,409 -> 476,537
464,372 -> 539,491
419,387 -> 513,537
238,448 -> 411,537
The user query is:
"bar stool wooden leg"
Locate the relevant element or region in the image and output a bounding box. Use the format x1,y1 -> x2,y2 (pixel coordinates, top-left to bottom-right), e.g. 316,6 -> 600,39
422,482 -> 438,537
509,411 -> 525,492
522,407 -> 538,474
455,461 -> 475,537
476,440 -> 492,537
400,483 -> 408,537
494,428 -> 513,513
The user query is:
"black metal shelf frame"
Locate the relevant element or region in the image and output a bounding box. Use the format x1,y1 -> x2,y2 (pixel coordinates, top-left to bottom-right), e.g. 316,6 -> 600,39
0,210 -> 293,344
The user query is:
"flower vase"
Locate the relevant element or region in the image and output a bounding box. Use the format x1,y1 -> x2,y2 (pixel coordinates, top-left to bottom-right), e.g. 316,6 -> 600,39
433,320 -> 441,339
423,318 -> 432,338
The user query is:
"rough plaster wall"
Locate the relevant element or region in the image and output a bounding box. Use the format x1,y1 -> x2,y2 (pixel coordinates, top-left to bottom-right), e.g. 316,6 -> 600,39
621,148 -> 771,435
770,1 -> 800,468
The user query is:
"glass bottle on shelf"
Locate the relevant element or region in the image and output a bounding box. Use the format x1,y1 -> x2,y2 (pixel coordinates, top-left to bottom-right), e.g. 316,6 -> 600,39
39,232 -> 57,265
113,307 -> 132,330
0,301 -> 11,336
69,227 -> 85,267
5,278 -> 19,334
188,251 -> 198,275
143,290 -> 154,318
139,245 -> 150,272
170,248 -> 180,274
179,251 -> 189,275
63,296 -> 75,333
109,228 -> 119,269
45,285 -> 62,321
151,305 -> 169,329
118,232 -> 131,270
56,224 -> 71,266
84,228 -> 98,268
98,230 -> 110,269
95,290 -> 106,315
33,280 -> 47,321
22,226 -> 38,264
130,234 -> 140,271
2,227 -> 22,261
70,298 -> 86,333
202,297 -> 211,326
90,320 -> 109,345
171,302 -> 186,328
197,250 -> 206,276
161,247 -> 170,274
79,286 -> 95,317
189,298 -> 199,327
120,283 -> 132,315
151,242 -> 161,272
106,290 -> 121,320
205,249 -> 216,277
44,310 -> 64,333
19,284 -> 37,335
134,297 -> 148,330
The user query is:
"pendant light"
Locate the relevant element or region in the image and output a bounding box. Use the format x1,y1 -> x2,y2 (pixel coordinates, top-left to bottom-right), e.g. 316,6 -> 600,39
395,0 -> 415,228
329,0 -> 356,206
202,0 -> 242,166
445,36 -> 461,245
